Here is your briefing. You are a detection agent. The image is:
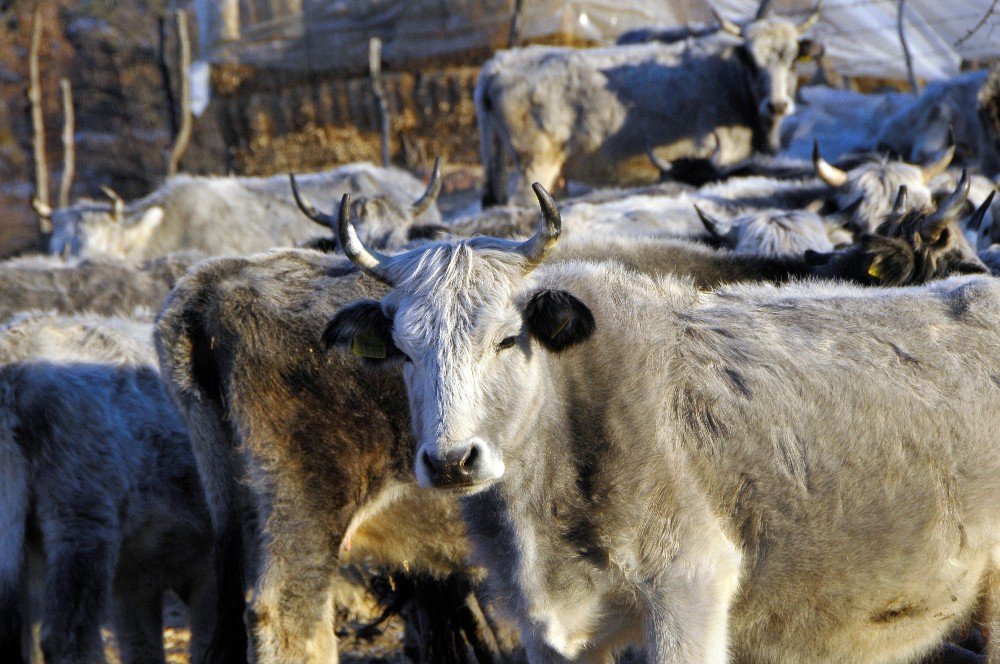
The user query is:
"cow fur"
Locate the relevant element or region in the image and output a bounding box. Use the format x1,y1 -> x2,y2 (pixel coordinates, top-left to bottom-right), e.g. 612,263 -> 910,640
336,228 -> 1000,662
476,14 -> 819,205
50,164 -> 439,262
0,312 -> 217,664
0,252 -> 201,324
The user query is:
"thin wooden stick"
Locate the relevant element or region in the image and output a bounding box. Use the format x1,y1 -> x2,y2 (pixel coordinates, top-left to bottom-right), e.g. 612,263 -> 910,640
897,0 -> 919,94
369,37 -> 390,167
58,78 -> 75,209
29,7 -> 51,232
167,9 -> 193,176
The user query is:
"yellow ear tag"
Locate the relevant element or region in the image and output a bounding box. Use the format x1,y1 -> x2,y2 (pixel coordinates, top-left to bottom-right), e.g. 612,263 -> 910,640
352,335 -> 387,359
867,259 -> 883,279
550,317 -> 571,339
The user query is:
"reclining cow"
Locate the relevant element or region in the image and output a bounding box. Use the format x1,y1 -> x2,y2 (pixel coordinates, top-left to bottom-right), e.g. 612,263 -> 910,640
0,312 -> 219,664
813,140 -> 954,231
476,5 -> 821,205
49,162 -> 441,262
0,251 -> 202,324
326,181 -> 1000,664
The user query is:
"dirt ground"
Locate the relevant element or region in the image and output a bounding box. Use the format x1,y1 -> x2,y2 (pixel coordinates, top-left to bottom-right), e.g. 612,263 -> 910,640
101,592 -> 411,664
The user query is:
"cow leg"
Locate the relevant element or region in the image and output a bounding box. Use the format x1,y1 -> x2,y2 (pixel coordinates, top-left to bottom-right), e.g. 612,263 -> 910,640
643,548 -> 740,664
985,566 -> 999,664
37,521 -> 119,664
0,443 -> 27,664
513,147 -> 565,206
111,581 -> 165,664
0,443 -> 27,662
178,552 -> 237,664
247,524 -> 338,663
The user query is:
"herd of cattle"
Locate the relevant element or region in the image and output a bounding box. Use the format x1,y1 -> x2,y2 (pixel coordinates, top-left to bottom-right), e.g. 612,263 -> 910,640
4,5 -> 1000,664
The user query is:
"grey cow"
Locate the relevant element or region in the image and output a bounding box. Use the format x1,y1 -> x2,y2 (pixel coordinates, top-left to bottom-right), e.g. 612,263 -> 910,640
327,184 -> 1000,663
0,252 -> 201,323
476,7 -> 820,205
49,162 -> 441,262
0,312 -> 218,664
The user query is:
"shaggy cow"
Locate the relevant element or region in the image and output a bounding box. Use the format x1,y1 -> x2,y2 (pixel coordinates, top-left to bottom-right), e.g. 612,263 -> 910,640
0,252 -> 201,323
876,70 -> 989,166
812,141 -> 954,231
155,251 -> 507,664
327,183 -> 1000,664
0,312 -> 218,664
476,7 -> 821,205
49,163 -> 440,262
694,207 -> 836,257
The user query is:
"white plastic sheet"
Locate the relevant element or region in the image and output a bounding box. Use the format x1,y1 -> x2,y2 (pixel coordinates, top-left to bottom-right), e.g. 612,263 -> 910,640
195,0 -> 1000,81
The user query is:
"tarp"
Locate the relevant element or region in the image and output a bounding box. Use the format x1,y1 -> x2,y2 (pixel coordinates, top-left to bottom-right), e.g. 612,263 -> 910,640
195,0 -> 1000,81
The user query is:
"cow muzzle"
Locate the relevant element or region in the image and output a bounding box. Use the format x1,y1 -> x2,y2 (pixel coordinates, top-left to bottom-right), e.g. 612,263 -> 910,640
416,438 -> 504,492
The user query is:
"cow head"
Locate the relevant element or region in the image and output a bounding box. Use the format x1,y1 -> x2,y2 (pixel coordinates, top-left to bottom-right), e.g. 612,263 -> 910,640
807,175 -> 989,284
813,140 -> 954,232
717,4 -> 822,151
325,185 -> 592,493
695,206 -> 835,257
48,187 -> 164,260
291,158 -> 442,251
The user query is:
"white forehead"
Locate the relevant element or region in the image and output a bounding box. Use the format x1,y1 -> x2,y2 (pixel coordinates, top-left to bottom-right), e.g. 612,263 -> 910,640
743,19 -> 800,61
382,240 -> 531,347
846,162 -> 931,205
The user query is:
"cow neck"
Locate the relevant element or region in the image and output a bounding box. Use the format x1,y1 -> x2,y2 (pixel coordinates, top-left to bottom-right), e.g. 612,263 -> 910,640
719,47 -> 778,155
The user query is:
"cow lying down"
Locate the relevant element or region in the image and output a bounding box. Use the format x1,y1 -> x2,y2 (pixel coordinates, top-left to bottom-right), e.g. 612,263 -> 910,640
327,183 -> 1000,663
0,251 -> 203,324
0,312 -> 216,664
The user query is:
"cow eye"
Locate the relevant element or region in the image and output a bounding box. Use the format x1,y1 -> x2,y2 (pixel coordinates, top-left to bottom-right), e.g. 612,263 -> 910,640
496,336 -> 519,352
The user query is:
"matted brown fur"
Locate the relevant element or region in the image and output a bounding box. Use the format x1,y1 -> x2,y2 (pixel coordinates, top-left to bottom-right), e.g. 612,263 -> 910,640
155,248 -> 505,663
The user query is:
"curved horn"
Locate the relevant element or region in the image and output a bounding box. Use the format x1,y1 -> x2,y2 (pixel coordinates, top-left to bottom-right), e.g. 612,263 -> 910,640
797,0 -> 822,33
694,205 -> 729,241
968,190 -> 995,236
289,173 -> 335,228
922,170 -> 969,241
754,0 -> 774,21
646,146 -> 673,176
518,183 -> 562,268
712,8 -> 742,36
921,143 -> 955,183
337,193 -> 394,285
99,185 -> 125,222
813,140 -> 848,188
891,185 -> 908,216
411,157 -> 442,217
708,130 -> 722,162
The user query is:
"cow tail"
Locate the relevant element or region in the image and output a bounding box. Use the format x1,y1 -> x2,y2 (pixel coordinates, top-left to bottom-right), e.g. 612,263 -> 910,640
475,68 -> 507,207
155,291 -> 249,664
0,384 -> 28,662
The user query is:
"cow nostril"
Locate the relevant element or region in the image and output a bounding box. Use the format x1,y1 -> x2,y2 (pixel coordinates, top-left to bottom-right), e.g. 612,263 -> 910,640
421,449 -> 439,479
459,445 -> 479,475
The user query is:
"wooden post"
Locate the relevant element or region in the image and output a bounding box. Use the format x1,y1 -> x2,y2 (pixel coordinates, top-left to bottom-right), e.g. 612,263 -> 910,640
897,0 -> 919,94
58,78 -> 75,209
158,15 -> 178,138
754,0 -> 774,20
369,37 -> 390,167
29,7 -> 51,233
508,0 -> 524,48
167,9 -> 193,177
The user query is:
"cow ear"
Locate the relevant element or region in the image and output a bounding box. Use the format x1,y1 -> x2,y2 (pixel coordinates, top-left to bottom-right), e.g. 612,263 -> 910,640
804,249 -> 831,266
124,207 -> 164,247
524,289 -> 595,352
797,39 -> 822,61
322,300 -> 405,362
859,235 -> 916,285
733,44 -> 755,69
